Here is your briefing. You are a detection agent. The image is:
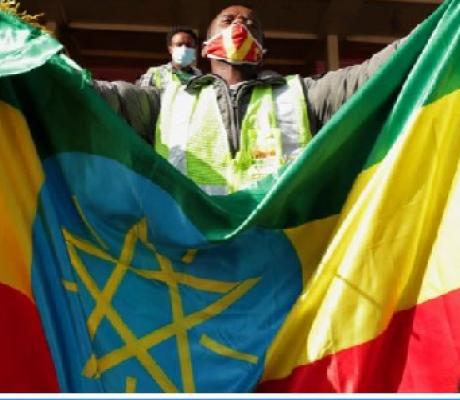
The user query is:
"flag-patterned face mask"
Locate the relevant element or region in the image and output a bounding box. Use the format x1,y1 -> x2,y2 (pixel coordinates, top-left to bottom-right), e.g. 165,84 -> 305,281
203,22 -> 264,65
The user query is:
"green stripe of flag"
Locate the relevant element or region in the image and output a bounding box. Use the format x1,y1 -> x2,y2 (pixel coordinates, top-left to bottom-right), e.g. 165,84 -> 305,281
0,0 -> 457,241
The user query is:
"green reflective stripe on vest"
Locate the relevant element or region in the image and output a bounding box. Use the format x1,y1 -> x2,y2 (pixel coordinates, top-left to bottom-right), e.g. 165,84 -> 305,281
153,68 -> 163,88
148,66 -> 181,90
146,67 -> 163,89
234,85 -> 283,191
186,86 -> 230,186
155,74 -> 312,194
286,75 -> 312,150
155,84 -> 230,193
155,79 -> 187,163
156,84 -> 230,188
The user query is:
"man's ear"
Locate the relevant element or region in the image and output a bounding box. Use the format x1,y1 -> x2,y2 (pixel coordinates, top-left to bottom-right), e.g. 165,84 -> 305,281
168,45 -> 173,55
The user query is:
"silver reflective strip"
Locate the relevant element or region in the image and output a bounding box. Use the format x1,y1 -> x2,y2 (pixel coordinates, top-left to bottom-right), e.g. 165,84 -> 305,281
199,184 -> 229,196
273,77 -> 304,161
160,85 -> 231,196
166,87 -> 195,175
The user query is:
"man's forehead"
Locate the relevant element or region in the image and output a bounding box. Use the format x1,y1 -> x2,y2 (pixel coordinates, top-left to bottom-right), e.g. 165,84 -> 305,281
207,5 -> 262,38
218,5 -> 256,18
172,32 -> 194,41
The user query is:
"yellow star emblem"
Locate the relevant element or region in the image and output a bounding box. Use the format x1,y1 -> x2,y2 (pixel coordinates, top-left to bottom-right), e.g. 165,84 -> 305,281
61,210 -> 260,393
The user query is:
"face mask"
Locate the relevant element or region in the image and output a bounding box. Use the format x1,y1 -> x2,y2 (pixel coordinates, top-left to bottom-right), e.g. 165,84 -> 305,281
171,45 -> 196,68
203,22 -> 264,65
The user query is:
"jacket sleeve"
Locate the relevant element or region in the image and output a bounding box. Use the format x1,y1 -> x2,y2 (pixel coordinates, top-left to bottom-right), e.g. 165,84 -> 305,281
92,80 -> 160,144
304,39 -> 403,133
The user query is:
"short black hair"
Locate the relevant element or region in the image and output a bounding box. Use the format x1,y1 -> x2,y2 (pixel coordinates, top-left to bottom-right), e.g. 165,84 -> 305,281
206,5 -> 261,41
166,26 -> 198,47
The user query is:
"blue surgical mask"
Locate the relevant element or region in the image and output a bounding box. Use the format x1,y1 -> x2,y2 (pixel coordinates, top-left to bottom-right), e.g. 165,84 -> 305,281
172,45 -> 196,68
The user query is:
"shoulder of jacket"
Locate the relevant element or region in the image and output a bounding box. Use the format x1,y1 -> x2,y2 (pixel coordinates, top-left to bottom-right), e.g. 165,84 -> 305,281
147,64 -> 171,74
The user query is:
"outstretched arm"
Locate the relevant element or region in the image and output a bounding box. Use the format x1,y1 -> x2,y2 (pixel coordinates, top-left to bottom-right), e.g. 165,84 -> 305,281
92,80 -> 161,144
304,39 -> 403,133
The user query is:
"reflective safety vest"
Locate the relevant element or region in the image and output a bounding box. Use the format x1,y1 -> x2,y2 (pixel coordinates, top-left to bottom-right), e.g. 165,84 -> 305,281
147,65 -> 196,91
155,75 -> 313,194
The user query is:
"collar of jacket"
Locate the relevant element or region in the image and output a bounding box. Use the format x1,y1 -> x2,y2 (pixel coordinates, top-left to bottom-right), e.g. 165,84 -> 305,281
186,70 -> 286,92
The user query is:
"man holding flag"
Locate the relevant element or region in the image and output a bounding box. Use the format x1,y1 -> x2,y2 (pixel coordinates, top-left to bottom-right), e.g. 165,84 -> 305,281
2,0 -> 460,393
95,4 -> 402,194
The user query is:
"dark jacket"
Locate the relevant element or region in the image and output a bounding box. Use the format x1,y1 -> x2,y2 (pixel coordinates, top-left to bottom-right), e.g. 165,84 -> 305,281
93,39 -> 402,149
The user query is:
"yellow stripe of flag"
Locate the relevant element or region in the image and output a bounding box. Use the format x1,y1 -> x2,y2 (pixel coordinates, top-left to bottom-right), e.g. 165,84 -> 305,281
264,88 -> 460,381
0,101 -> 43,301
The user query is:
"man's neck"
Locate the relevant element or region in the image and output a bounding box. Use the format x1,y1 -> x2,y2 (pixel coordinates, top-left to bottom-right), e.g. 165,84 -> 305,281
210,60 -> 258,85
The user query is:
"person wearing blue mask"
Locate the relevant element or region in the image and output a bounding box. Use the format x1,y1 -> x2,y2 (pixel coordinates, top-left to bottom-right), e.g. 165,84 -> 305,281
137,26 -> 201,90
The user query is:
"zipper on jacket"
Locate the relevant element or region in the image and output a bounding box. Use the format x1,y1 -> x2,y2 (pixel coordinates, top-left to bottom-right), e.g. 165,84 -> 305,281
228,81 -> 259,157
213,76 -> 262,158
231,94 -> 240,156
221,82 -> 240,158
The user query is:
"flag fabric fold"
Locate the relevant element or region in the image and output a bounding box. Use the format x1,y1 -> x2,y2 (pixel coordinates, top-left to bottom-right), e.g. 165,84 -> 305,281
1,0 -> 460,393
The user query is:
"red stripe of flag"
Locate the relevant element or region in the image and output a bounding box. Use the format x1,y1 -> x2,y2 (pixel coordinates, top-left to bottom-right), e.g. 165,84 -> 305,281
258,288 -> 460,393
0,282 -> 59,392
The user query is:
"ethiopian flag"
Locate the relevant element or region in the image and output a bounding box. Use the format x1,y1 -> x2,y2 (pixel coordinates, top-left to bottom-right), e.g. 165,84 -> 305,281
1,0 -> 460,393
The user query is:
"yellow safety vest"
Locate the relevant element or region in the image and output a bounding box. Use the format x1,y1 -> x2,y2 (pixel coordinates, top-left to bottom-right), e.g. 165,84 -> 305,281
147,65 -> 195,91
155,75 -> 312,194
